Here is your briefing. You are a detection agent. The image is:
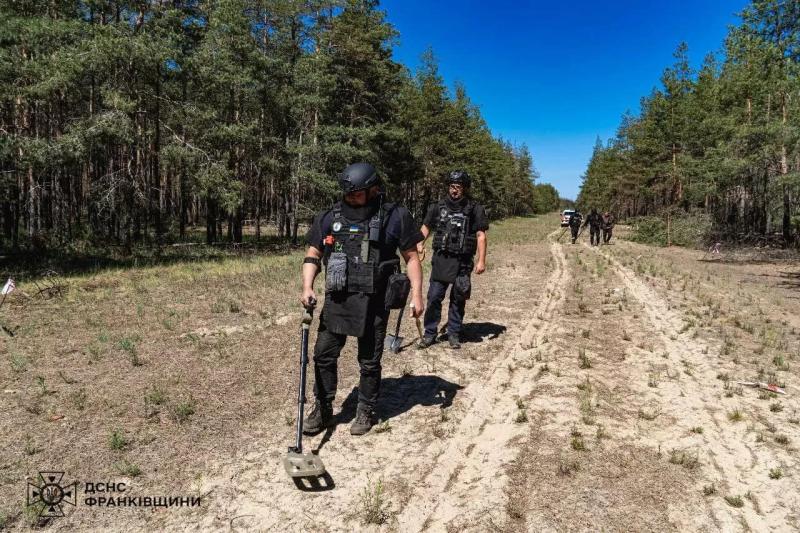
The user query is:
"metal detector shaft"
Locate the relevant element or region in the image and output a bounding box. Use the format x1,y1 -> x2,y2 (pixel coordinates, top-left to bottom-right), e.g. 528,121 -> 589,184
293,301 -> 315,454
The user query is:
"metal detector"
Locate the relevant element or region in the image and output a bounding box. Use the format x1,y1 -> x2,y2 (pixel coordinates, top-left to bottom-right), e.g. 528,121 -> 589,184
283,299 -> 326,480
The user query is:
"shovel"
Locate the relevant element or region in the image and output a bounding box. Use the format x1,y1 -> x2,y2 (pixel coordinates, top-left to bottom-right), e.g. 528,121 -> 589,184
283,299 -> 327,480
385,305 -> 406,354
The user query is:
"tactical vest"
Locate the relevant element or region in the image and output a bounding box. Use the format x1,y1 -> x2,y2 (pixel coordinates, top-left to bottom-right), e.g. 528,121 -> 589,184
323,202 -> 395,295
432,200 -> 478,256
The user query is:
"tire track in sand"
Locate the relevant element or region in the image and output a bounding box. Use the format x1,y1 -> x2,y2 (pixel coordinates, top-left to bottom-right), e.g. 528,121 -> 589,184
396,231 -> 570,532
587,243 -> 799,532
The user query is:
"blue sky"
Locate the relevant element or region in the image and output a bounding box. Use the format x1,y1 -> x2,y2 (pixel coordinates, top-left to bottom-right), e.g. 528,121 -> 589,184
381,0 -> 749,200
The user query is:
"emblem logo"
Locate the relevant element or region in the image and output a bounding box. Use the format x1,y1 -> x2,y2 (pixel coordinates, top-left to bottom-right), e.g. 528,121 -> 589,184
27,472 -> 78,518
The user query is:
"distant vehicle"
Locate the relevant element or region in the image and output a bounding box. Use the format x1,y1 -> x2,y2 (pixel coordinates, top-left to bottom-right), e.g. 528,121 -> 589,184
561,209 -> 575,227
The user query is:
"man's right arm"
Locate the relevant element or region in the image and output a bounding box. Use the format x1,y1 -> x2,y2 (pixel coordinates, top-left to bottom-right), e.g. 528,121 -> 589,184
300,246 -> 323,307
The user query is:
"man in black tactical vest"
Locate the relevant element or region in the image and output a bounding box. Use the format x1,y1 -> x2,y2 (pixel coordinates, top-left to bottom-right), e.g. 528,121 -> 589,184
300,163 -> 425,436
569,211 -> 583,244
584,208 -> 602,246
416,171 -> 489,350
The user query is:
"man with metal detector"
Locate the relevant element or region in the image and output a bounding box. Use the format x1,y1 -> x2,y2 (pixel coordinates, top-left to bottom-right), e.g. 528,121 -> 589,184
584,208 -> 602,246
416,171 -> 489,350
299,163 -> 424,436
569,210 -> 583,244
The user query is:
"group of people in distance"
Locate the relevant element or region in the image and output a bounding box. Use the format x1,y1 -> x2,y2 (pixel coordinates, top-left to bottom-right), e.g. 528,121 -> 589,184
568,208 -> 615,245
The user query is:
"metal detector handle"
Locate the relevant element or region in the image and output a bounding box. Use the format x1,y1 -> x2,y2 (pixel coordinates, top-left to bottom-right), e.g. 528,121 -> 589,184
293,297 -> 316,453
302,298 -> 317,328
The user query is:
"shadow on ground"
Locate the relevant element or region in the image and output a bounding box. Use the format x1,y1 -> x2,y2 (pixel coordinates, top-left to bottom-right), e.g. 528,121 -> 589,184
454,321 -> 507,344
314,374 -> 463,452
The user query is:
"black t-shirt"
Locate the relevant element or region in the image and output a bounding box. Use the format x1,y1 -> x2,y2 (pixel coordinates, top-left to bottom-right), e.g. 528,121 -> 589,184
306,203 -> 423,260
423,199 -> 488,283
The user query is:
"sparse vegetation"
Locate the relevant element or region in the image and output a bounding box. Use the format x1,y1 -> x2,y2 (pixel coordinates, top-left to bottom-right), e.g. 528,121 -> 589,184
115,460 -> 142,477
570,434 -> 587,451
357,478 -> 389,525
727,408 -> 744,422
638,405 -> 661,421
172,397 -> 196,424
10,353 -> 29,373
109,429 -> 128,450
724,495 -> 744,508
118,335 -> 142,367
557,458 -> 580,476
578,348 -> 591,369
374,421 -> 392,434
668,448 -> 700,470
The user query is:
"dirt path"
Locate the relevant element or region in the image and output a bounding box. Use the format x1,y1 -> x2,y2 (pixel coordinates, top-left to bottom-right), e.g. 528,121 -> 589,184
151,218 -> 559,532
5,216 -> 799,532
587,243 -> 799,531
161,223 -> 799,533
395,231 -> 569,531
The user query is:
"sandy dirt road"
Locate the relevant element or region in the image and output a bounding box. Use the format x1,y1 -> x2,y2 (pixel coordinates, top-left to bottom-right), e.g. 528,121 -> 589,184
161,219 -> 800,532
3,216 -> 799,532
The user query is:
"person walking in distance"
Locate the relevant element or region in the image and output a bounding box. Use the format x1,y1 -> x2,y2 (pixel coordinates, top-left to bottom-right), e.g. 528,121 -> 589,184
569,210 -> 583,244
416,171 -> 489,350
584,208 -> 602,246
602,211 -> 615,244
300,163 -> 425,436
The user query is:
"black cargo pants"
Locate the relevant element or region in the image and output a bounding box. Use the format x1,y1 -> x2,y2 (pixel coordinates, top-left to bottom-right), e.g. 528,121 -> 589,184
570,225 -> 580,243
590,225 -> 601,246
312,308 -> 389,409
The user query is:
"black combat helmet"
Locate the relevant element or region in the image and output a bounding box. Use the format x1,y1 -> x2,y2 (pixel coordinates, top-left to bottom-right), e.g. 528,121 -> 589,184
447,170 -> 471,188
338,162 -> 380,193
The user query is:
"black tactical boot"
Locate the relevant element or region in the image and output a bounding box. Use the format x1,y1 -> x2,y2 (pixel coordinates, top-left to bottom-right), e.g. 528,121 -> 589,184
303,400 -> 333,435
448,334 -> 461,350
417,335 -> 435,349
350,404 -> 375,436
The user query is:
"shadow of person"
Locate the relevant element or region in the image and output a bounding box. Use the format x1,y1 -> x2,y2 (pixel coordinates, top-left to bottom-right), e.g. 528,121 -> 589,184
313,374 -> 463,452
458,322 -> 507,344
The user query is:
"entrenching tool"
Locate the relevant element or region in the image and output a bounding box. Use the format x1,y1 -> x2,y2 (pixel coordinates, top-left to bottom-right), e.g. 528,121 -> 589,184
283,299 -> 327,480
385,305 -> 406,354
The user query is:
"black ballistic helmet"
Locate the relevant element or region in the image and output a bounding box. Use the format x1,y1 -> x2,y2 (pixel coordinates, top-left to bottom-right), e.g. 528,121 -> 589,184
339,162 -> 380,193
447,170 -> 471,188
